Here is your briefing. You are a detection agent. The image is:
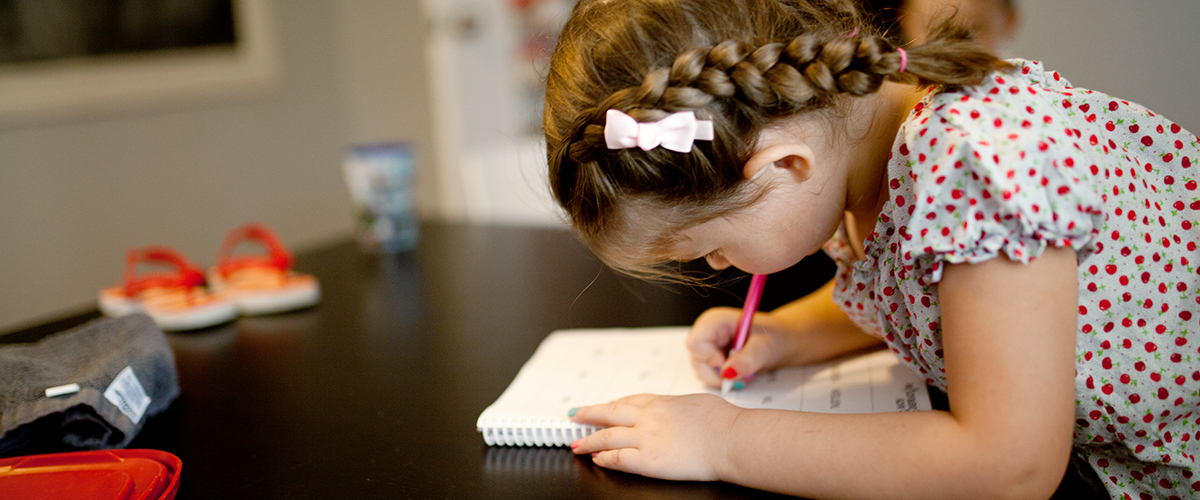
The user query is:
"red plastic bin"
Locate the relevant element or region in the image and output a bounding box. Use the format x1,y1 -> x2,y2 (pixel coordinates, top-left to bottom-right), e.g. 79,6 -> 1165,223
0,449 -> 181,500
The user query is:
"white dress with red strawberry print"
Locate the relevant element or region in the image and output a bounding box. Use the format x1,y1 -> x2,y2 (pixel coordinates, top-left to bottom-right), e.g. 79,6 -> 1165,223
824,59 -> 1200,499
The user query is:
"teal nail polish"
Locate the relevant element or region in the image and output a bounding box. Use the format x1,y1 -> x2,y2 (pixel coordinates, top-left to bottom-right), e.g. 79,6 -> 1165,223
568,407 -> 579,417
732,381 -> 744,390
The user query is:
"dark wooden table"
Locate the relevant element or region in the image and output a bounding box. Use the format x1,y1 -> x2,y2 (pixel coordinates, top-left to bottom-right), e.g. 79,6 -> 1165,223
2,222 -> 835,499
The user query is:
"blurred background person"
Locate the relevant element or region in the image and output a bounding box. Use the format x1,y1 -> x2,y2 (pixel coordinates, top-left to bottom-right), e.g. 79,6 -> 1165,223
862,0 -> 1019,52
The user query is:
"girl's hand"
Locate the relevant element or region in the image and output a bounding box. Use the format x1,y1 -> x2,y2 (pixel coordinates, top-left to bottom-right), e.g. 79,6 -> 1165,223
686,307 -> 799,387
568,393 -> 741,481
688,280 -> 884,387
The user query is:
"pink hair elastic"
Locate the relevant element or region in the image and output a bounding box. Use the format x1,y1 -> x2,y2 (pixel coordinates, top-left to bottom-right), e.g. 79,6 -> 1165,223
896,48 -> 908,72
843,26 -> 858,38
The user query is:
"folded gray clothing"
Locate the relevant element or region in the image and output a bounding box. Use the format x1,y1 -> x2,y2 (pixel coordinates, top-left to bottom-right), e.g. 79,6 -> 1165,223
0,314 -> 179,456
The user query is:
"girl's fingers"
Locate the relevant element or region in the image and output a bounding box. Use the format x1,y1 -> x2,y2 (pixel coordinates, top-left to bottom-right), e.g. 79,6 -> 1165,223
684,323 -> 731,360
688,349 -> 726,385
720,326 -> 776,382
570,426 -> 639,455
568,394 -> 654,427
692,359 -> 723,387
686,307 -> 742,382
590,448 -> 644,474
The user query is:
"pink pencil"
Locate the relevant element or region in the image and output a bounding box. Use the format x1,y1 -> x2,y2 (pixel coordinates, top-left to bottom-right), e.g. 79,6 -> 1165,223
722,273 -> 767,394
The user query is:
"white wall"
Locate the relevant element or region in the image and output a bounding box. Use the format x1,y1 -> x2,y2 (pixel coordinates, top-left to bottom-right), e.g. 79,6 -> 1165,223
422,0 -> 567,226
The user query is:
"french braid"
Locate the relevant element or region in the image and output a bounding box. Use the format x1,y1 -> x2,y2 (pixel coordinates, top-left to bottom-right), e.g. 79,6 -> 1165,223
544,0 -> 1010,277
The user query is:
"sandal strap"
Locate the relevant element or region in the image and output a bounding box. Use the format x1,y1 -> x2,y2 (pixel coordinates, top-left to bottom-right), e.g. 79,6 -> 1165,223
124,246 -> 206,295
215,223 -> 293,277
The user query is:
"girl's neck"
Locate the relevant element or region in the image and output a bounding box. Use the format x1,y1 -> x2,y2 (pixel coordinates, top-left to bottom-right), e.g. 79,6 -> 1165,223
842,82 -> 929,239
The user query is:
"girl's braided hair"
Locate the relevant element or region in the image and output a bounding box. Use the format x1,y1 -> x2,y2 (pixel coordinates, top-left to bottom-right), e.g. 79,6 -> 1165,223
544,0 -> 1010,277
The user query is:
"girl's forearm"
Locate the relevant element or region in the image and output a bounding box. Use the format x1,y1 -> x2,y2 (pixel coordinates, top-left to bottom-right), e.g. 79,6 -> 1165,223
767,280 -> 884,365
720,247 -> 1078,500
718,408 -> 1067,500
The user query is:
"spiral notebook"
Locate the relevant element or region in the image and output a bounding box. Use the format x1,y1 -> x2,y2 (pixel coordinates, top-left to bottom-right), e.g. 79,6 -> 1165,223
477,326 -> 931,447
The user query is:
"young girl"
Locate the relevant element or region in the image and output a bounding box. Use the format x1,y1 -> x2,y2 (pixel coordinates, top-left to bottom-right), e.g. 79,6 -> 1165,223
543,0 -> 1200,498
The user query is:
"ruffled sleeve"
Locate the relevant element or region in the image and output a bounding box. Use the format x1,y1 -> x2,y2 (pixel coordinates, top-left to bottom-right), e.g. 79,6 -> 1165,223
892,63 -> 1107,285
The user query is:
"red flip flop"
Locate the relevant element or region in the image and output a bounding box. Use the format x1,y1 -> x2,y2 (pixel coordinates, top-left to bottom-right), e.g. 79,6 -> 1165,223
98,246 -> 237,331
206,223 -> 321,315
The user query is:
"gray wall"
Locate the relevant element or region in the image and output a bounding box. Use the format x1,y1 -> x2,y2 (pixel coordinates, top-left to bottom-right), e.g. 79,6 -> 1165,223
1008,0 -> 1200,132
1,0 -> 1197,331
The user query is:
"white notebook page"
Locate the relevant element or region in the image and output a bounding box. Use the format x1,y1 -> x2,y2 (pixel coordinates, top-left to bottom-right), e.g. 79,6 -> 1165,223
478,327 -> 931,446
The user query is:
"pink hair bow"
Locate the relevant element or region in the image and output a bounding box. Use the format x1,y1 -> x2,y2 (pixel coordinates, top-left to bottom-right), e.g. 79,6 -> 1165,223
604,109 -> 715,153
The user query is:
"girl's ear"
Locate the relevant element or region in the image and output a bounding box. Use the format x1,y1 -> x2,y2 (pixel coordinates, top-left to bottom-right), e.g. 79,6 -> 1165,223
742,143 -> 816,183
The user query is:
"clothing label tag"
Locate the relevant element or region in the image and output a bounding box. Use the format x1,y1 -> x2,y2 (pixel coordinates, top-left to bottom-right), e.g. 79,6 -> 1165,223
104,366 -> 151,424
45,383 -> 80,398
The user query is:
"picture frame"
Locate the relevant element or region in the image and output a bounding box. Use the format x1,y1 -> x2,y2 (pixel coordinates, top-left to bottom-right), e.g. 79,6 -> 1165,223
0,0 -> 279,127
